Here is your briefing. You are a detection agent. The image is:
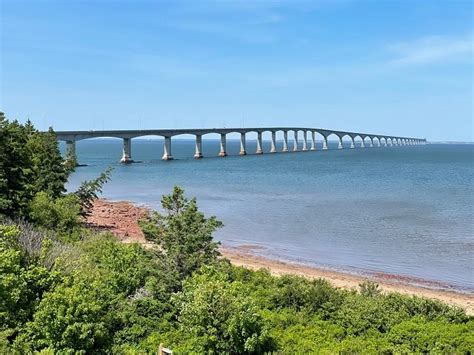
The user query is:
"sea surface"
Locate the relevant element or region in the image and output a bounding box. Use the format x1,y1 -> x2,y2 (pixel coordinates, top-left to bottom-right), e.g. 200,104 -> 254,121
64,139 -> 474,292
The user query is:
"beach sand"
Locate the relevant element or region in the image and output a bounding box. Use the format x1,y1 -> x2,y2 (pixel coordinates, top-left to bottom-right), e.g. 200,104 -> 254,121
87,198 -> 474,314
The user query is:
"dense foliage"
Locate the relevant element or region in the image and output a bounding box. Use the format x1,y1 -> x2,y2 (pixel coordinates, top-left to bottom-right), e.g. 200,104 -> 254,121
0,112 -> 70,217
1,218 -> 472,353
0,114 -> 472,353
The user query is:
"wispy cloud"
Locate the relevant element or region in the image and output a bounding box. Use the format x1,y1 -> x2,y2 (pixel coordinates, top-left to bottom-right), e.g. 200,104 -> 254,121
387,34 -> 472,65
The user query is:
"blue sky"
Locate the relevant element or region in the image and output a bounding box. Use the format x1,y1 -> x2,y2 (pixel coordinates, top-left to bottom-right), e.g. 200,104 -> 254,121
1,0 -> 472,141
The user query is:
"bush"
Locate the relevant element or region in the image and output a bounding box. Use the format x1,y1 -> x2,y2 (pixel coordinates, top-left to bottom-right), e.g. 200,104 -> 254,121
28,192 -> 82,233
0,224 -> 59,351
270,275 -> 343,315
18,234 -> 178,353
172,266 -> 275,353
359,280 -> 382,298
388,318 -> 474,353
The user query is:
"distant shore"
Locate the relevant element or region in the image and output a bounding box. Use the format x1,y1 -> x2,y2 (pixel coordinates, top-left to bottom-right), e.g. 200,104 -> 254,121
87,198 -> 474,314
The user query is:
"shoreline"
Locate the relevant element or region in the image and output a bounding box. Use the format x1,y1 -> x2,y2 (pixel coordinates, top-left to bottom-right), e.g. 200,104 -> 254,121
87,198 -> 474,314
221,246 -> 474,314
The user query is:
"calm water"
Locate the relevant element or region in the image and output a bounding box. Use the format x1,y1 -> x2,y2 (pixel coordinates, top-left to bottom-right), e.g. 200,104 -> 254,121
64,139 -> 474,292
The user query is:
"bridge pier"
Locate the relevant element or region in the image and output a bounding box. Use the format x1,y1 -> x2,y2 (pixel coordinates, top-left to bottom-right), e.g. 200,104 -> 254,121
120,137 -> 133,163
282,131 -> 289,152
270,132 -> 277,153
65,140 -> 77,165
369,137 -> 374,147
322,135 -> 328,150
311,131 -> 316,150
194,135 -> 203,159
302,131 -> 308,151
293,131 -> 299,152
240,133 -> 247,155
162,136 -> 173,160
256,132 -> 263,154
338,136 -> 343,149
350,136 -> 355,149
219,133 -> 227,157
360,137 -> 366,148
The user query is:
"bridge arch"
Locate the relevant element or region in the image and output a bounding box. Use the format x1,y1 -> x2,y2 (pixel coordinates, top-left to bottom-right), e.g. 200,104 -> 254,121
363,136 -> 372,148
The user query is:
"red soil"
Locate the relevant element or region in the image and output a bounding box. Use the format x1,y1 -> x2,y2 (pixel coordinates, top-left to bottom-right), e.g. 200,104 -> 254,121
86,199 -> 148,243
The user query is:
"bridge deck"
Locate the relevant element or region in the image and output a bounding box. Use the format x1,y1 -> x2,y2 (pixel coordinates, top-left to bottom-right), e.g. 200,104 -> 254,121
54,127 -> 424,142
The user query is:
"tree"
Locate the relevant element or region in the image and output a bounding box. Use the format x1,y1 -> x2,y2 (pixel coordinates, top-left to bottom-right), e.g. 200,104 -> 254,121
0,114 -> 31,216
0,113 -> 70,217
140,186 -> 222,279
25,127 -> 70,198
74,168 -> 112,217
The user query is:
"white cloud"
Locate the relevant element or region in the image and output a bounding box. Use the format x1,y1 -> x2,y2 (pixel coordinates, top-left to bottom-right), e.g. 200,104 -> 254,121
387,34 -> 472,65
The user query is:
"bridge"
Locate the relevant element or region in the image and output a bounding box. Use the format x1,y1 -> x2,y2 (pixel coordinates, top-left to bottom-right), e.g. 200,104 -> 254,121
55,127 -> 426,164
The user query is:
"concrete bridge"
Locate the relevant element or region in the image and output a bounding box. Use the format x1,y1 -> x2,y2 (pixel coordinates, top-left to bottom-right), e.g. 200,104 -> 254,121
55,127 -> 426,164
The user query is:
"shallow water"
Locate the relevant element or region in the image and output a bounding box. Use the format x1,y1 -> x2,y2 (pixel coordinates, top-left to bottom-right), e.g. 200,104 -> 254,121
64,139 -> 474,292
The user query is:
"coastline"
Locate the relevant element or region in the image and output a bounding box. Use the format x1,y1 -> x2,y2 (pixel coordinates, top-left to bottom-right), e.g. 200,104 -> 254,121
87,198 -> 474,314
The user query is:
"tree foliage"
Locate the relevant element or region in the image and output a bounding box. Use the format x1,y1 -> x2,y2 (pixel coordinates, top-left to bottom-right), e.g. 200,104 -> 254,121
140,186 -> 222,279
172,266 -> 275,353
74,167 -> 112,217
0,113 -> 70,218
28,192 -> 82,233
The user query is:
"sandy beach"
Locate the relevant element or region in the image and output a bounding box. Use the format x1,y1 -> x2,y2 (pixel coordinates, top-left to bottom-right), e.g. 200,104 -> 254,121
87,198 -> 474,314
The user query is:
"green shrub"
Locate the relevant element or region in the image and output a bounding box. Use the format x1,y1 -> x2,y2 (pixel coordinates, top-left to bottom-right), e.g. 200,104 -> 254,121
388,318 -> 474,353
359,280 -> 382,298
0,224 -> 59,351
171,266 -> 276,353
29,192 -> 82,233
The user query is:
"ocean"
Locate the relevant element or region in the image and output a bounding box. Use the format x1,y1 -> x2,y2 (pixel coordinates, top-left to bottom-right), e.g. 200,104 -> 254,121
64,138 -> 474,292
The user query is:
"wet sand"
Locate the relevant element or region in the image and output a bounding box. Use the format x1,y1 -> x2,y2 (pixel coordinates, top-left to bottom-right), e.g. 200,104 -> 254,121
87,198 -> 474,314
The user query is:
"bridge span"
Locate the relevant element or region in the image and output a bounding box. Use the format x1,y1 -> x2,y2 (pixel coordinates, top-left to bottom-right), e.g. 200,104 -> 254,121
55,127 -> 426,164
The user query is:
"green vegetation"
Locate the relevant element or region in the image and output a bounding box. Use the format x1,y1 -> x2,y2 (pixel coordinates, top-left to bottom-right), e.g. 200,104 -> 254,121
1,114 -> 473,353
0,113 -> 70,217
